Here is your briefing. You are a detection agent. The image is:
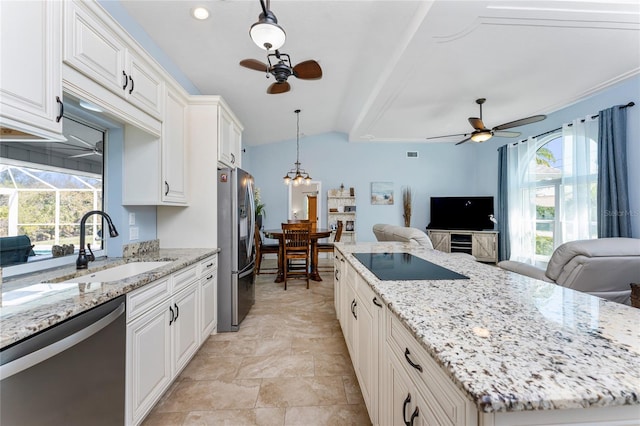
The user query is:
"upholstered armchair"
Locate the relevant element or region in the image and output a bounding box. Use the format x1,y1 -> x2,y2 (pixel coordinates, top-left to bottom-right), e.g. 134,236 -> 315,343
498,238 -> 640,305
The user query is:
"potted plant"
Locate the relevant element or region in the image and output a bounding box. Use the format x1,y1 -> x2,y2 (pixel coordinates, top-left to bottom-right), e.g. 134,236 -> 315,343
254,187 -> 266,229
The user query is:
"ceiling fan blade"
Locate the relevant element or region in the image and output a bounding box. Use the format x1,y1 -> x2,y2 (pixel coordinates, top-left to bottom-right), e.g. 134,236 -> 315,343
239,59 -> 269,72
69,134 -> 94,148
468,117 -> 485,131
267,81 -> 290,94
426,132 -> 469,140
455,136 -> 472,146
493,114 -> 546,131
293,60 -> 322,80
493,130 -> 521,138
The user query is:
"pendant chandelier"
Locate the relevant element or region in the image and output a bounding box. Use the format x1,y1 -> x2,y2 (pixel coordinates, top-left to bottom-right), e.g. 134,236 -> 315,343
283,109 -> 312,185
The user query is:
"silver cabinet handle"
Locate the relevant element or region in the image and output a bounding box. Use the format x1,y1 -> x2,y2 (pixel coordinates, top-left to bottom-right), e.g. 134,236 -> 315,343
0,302 -> 125,380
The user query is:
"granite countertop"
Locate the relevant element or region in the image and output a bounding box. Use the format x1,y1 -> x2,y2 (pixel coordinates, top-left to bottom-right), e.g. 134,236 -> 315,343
0,248 -> 217,350
335,242 -> 640,413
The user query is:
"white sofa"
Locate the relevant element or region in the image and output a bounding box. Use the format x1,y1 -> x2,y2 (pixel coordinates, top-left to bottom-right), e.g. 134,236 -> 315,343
372,224 -> 434,248
498,238 -> 640,304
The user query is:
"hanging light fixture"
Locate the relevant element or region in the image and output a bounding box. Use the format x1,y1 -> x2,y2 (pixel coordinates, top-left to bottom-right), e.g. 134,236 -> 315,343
249,0 -> 286,51
283,109 -> 312,186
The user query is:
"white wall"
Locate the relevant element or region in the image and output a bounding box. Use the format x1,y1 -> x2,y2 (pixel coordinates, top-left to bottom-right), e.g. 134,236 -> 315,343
244,76 -> 640,242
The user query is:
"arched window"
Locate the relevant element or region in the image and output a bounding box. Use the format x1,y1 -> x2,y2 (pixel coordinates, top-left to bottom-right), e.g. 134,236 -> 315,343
509,116 -> 598,266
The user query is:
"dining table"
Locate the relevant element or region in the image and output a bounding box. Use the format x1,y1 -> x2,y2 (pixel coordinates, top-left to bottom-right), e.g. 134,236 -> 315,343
263,227 -> 332,282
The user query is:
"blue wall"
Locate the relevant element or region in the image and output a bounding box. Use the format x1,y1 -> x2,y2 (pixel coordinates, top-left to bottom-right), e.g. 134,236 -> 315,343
244,75 -> 640,241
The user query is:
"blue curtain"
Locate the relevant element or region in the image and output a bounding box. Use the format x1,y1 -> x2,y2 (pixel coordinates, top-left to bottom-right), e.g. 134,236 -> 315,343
597,106 -> 631,237
497,145 -> 510,261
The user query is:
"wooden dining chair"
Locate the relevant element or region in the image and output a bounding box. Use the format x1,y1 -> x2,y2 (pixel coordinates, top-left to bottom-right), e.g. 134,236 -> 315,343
317,220 -> 343,271
281,221 -> 311,290
254,223 -> 279,274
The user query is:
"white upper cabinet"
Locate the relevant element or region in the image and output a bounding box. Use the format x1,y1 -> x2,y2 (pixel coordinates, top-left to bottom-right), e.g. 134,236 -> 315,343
0,0 -> 64,141
161,86 -> 188,204
63,0 -> 163,119
218,105 -> 243,168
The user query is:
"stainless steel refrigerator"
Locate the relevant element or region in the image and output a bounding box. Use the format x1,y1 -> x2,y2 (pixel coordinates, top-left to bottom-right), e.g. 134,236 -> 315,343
217,167 -> 256,332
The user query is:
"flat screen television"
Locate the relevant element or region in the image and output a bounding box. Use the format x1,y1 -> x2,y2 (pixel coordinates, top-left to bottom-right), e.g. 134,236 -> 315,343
428,196 -> 494,231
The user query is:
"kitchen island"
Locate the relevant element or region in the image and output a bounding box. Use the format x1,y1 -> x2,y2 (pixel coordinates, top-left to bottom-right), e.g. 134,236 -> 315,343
334,242 -> 639,425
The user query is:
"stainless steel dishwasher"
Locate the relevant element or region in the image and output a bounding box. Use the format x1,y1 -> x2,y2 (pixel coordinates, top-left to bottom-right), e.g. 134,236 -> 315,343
1,295 -> 126,425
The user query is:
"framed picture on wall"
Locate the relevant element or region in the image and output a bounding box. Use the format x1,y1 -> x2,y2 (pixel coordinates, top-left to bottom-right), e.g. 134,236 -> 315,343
371,182 -> 394,205
346,220 -> 355,231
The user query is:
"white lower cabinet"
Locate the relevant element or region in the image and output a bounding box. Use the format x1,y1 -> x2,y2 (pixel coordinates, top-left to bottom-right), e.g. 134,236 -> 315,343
127,300 -> 172,425
338,259 -> 382,425
199,255 -> 218,342
172,284 -> 199,374
126,258 -> 217,425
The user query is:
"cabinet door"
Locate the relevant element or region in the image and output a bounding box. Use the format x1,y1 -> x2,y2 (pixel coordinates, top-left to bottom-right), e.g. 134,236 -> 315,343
386,355 -> 437,426
64,0 -> 128,96
1,0 -> 63,139
126,303 -> 172,425
200,270 -> 217,342
429,231 -> 451,253
472,233 -> 497,263
172,284 -> 199,374
355,280 -> 379,424
333,253 -> 345,323
126,51 -> 164,119
218,107 -> 240,168
342,266 -> 357,358
162,88 -> 188,204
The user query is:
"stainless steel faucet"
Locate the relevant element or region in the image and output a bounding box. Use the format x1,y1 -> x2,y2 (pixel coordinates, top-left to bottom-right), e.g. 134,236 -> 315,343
76,210 -> 119,270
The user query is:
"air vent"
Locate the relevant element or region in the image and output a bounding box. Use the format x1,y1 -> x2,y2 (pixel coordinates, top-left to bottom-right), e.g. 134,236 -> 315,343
406,151 -> 419,158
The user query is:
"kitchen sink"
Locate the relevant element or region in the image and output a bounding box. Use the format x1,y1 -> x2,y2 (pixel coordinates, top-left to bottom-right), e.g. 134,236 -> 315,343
61,261 -> 172,283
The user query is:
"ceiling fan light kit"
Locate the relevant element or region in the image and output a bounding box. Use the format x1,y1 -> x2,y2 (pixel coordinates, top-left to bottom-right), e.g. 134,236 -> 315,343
249,0 -> 286,51
427,98 -> 546,146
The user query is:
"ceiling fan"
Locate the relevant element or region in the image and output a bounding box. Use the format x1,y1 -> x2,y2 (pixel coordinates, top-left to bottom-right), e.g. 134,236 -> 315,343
427,98 -> 546,145
240,51 -> 322,94
67,134 -> 103,158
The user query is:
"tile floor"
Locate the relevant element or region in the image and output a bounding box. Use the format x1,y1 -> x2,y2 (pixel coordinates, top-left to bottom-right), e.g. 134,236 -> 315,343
142,259 -> 372,426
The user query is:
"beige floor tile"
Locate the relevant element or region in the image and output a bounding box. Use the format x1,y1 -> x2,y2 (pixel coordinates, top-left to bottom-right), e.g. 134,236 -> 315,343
284,404 -> 371,426
290,336 -> 348,355
314,353 -> 355,376
236,354 -> 314,379
179,354 -> 243,381
183,408 -> 286,426
142,261 -> 368,425
256,376 -> 348,408
154,379 -> 261,412
341,375 -> 366,406
141,411 -> 187,426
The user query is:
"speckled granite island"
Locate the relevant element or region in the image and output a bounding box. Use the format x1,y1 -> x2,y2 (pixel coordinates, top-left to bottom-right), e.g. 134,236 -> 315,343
0,247 -> 216,349
334,242 -> 640,425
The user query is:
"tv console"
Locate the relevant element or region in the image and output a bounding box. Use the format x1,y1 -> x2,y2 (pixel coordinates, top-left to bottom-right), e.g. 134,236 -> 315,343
427,229 -> 498,263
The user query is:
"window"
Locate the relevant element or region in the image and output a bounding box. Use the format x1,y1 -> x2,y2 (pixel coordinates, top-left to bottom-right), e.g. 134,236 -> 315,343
0,115 -> 105,270
510,116 -> 599,266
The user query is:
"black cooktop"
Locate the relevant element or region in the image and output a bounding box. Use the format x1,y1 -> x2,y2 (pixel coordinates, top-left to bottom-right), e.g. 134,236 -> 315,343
352,252 -> 469,281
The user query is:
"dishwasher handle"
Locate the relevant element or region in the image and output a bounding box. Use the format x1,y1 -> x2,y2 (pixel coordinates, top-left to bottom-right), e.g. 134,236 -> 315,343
0,301 -> 125,380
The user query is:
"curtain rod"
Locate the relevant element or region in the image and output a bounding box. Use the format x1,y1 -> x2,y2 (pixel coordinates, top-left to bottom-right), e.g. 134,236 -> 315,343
503,101 -> 635,148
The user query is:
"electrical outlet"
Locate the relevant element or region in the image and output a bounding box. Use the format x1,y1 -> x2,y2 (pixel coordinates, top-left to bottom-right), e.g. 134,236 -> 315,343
128,213 -> 136,226
129,227 -> 139,241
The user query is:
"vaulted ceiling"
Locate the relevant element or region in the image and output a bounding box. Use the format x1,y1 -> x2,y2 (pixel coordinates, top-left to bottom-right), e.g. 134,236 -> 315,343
117,0 -> 640,146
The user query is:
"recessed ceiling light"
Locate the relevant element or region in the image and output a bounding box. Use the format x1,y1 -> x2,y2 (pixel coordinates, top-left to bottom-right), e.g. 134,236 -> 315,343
192,7 -> 210,20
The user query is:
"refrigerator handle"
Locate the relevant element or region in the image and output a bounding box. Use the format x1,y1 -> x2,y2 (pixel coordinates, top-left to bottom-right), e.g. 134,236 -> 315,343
247,179 -> 256,260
